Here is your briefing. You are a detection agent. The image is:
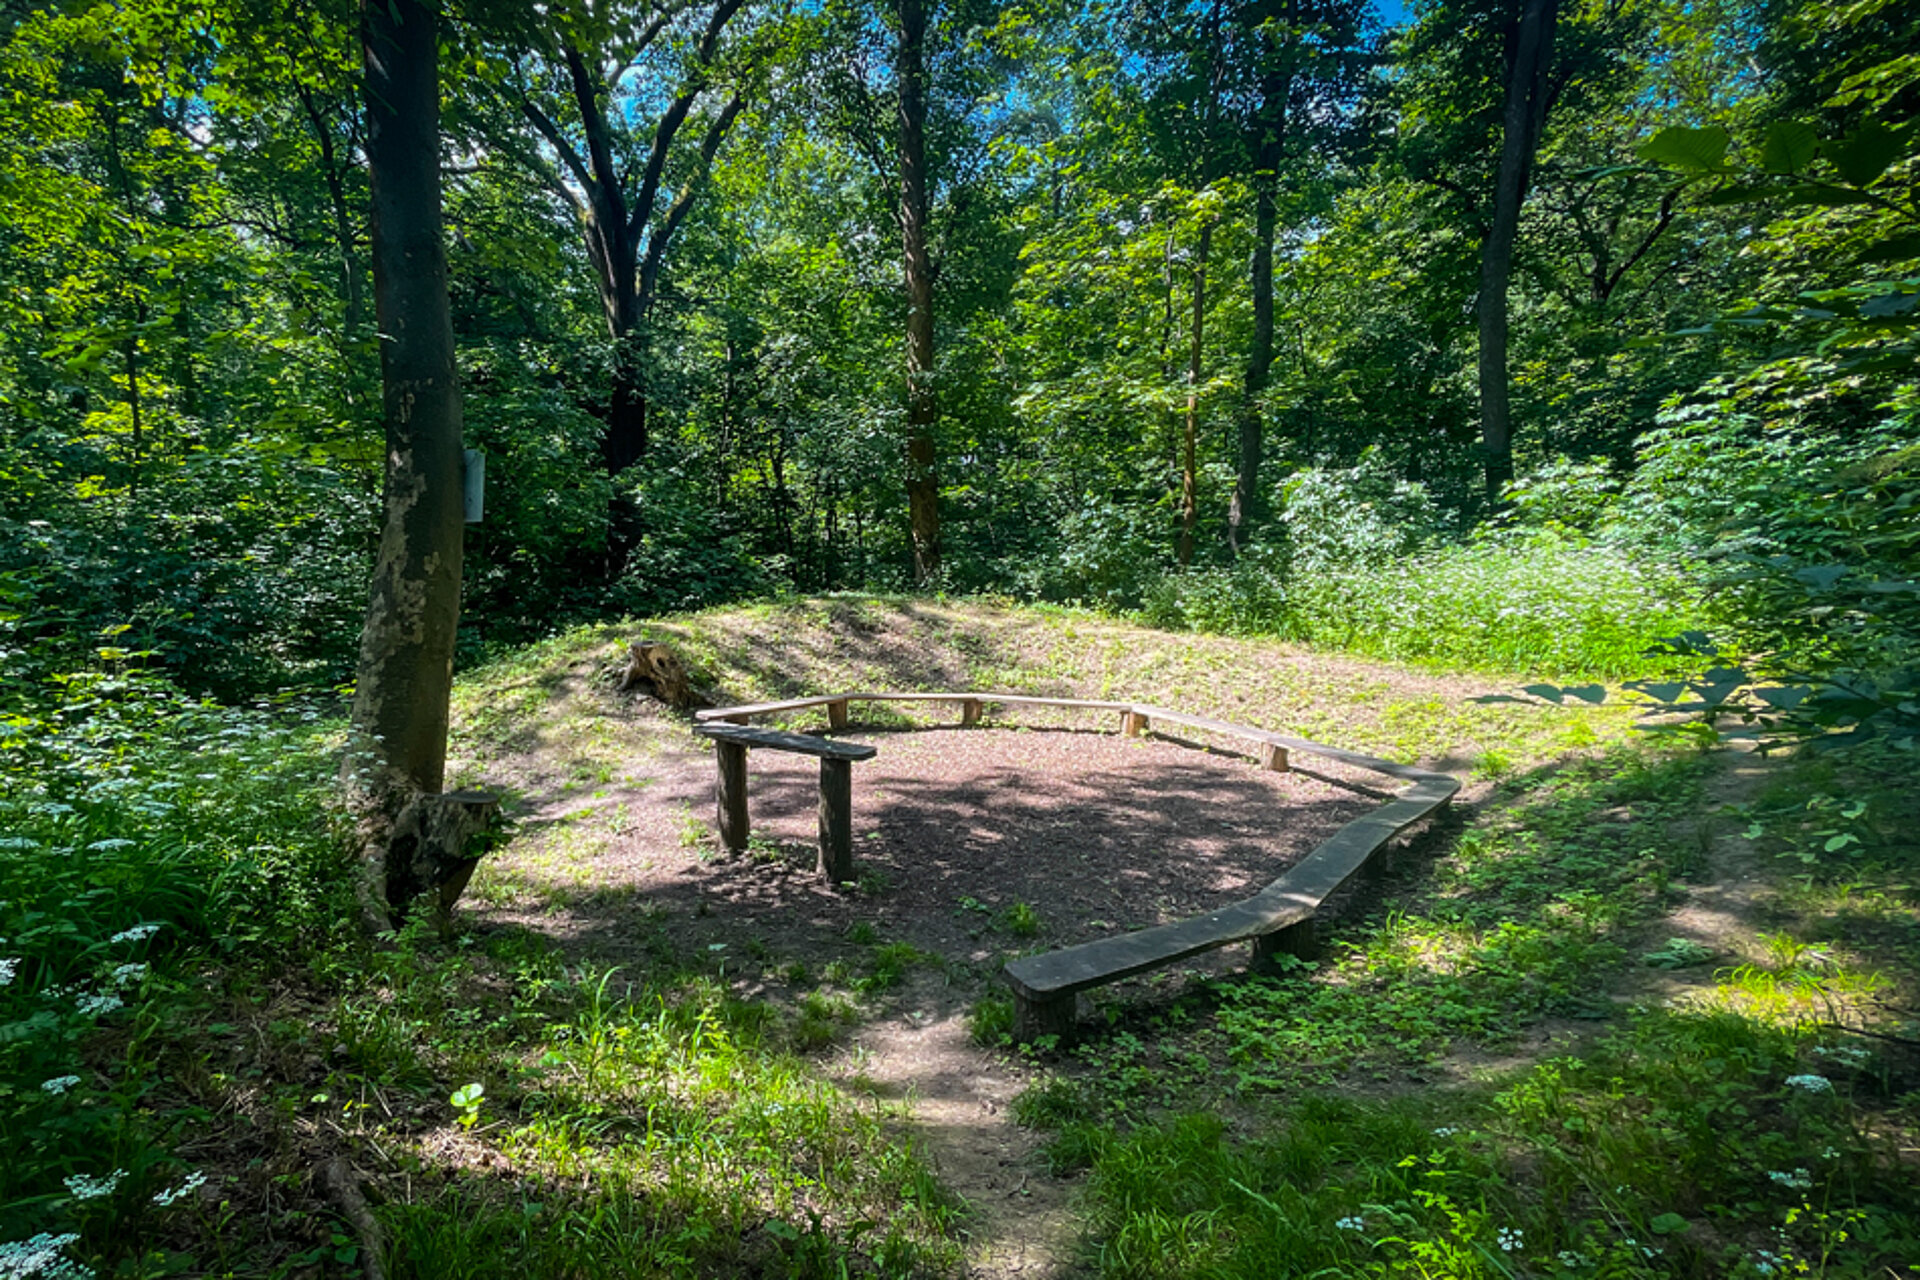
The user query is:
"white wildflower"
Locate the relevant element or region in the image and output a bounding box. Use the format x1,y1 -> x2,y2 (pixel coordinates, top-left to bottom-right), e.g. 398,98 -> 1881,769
1497,1227 -> 1523,1253
63,1170 -> 124,1201
0,1232 -> 93,1279
109,963 -> 147,987
1812,1044 -> 1869,1067
1784,1074 -> 1832,1093
1768,1168 -> 1812,1190
0,958 -> 16,988
73,993 -> 122,1016
1431,1126 -> 1458,1137
39,1076 -> 81,1096
108,924 -> 161,945
84,839 -> 135,852
1335,1215 -> 1365,1231
151,1171 -> 207,1207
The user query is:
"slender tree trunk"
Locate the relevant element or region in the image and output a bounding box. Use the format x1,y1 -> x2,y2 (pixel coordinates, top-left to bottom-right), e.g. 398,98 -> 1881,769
1478,0 -> 1559,506
1231,171 -> 1274,556
1178,219 -> 1212,567
899,0 -> 940,585
346,0 -> 465,869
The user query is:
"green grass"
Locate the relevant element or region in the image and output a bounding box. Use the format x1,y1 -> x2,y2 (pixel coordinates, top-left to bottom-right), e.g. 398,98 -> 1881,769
1011,737 -> 1920,1280
1144,534 -> 1713,681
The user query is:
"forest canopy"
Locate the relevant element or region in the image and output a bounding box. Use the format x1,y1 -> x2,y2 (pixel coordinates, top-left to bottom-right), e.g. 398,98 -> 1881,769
0,0 -> 1909,697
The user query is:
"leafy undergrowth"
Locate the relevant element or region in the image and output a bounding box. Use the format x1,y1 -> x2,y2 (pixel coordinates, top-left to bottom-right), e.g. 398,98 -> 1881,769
1140,531 -> 1712,681
0,655 -> 962,1276
1009,740 -> 1920,1279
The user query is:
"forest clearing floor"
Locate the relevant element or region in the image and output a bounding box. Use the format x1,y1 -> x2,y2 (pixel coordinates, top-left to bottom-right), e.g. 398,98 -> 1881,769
372,597 -> 1919,1277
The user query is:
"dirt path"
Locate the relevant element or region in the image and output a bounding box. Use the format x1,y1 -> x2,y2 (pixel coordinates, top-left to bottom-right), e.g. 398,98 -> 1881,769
842,976 -> 1085,1278
1618,743 -> 1779,1007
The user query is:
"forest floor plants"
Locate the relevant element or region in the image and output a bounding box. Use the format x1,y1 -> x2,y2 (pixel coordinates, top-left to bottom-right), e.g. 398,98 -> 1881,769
1018,737 -> 1920,1279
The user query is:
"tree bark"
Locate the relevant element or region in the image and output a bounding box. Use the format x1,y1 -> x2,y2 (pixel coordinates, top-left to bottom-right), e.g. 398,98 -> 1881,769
1178,219 -> 1212,567
346,0 -> 465,903
899,0 -> 941,585
1232,53 -> 1290,556
1477,0 -> 1559,506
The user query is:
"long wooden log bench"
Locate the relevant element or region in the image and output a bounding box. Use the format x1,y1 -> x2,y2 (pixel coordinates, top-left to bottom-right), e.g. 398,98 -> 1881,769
694,692 -> 1459,1041
693,723 -> 878,881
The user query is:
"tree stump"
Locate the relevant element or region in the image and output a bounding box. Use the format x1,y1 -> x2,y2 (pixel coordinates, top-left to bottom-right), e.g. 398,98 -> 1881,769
383,790 -> 500,936
619,638 -> 696,709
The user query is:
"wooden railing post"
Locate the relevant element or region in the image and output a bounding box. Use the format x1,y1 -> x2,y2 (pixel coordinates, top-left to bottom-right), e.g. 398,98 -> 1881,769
818,757 -> 853,882
1252,918 -> 1316,967
827,698 -> 849,730
961,697 -> 981,727
1122,710 -> 1147,737
716,740 -> 749,853
1260,743 -> 1290,773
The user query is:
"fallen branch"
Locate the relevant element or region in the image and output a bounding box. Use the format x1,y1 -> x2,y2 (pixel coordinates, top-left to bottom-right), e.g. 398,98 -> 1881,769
318,1155 -> 388,1280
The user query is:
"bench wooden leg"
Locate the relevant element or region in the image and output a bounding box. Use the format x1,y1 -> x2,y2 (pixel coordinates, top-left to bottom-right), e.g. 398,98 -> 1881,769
1013,990 -> 1076,1046
716,740 -> 749,853
961,697 -> 981,727
827,698 -> 848,730
1260,743 -> 1290,773
817,756 -> 853,882
1252,918 -> 1316,967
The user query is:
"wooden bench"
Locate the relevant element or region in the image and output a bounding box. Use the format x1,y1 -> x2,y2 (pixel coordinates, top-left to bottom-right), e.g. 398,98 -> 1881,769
1000,768 -> 1457,1042
695,691 -> 1458,1040
693,724 -> 877,881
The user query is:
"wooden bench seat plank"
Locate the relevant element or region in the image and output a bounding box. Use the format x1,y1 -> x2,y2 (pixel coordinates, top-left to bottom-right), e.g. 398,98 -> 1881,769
694,723 -> 877,761
1002,783 -> 1456,1002
699,691 -> 1134,722
695,696 -> 844,722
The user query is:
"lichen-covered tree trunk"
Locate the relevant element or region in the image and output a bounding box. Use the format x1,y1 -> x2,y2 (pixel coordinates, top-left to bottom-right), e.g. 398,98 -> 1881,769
345,0 -> 465,920
1478,0 -> 1559,506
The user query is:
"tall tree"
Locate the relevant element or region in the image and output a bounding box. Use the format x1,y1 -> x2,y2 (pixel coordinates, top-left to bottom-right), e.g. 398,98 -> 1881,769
483,0 -> 752,474
898,0 -> 941,582
1230,0 -> 1371,551
1476,0 -> 1559,502
346,0 -> 466,886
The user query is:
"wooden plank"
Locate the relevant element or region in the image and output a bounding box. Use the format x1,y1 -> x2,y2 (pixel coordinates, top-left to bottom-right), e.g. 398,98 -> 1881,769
698,691 -> 1134,723
695,723 -> 877,761
818,757 -> 854,881
715,740 -> 749,853
1002,783 -> 1455,1003
696,696 -> 842,722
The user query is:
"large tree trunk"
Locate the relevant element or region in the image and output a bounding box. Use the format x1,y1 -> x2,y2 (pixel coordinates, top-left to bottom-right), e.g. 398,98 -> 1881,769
1178,219 -> 1212,567
347,0 -> 466,918
899,0 -> 940,585
1232,55 -> 1290,555
1477,0 -> 1559,506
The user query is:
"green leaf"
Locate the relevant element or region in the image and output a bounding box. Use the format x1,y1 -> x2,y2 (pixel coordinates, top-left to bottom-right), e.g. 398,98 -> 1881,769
1858,234 -> 1920,266
1761,120 -> 1819,174
1650,1212 -> 1688,1235
1824,833 -> 1859,853
1638,125 -> 1731,174
1825,121 -> 1904,186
